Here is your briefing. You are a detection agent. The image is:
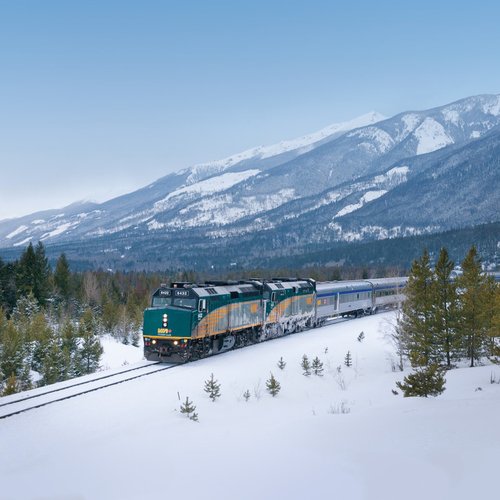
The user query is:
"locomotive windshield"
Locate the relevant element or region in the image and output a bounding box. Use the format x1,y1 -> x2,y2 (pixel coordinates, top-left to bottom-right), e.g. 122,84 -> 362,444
172,297 -> 197,309
152,296 -> 170,307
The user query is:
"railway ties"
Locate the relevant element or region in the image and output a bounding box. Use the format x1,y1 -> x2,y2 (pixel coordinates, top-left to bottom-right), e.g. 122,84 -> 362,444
0,362 -> 175,420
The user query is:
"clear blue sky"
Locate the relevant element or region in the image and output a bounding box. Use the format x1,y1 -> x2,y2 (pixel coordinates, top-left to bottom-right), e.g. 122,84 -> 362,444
1,0 -> 499,219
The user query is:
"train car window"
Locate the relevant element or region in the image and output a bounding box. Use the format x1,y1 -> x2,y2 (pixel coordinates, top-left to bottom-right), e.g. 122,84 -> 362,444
198,299 -> 207,312
230,291 -> 239,299
271,292 -> 276,302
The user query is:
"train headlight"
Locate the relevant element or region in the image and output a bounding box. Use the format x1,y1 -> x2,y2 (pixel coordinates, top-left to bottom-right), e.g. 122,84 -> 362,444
152,339 -> 156,345
174,340 -> 179,346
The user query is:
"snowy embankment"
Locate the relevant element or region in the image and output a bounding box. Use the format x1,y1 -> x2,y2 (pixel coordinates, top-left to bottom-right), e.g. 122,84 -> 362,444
1,312 -> 498,500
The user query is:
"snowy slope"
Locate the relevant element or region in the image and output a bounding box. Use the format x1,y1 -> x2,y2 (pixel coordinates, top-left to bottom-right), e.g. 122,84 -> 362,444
1,312 -> 498,500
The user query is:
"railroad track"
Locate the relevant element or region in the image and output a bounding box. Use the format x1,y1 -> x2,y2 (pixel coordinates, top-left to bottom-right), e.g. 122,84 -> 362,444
0,362 -> 175,420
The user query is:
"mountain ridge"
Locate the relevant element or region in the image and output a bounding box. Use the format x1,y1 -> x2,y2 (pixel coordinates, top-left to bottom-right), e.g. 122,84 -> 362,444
1,93 -> 499,270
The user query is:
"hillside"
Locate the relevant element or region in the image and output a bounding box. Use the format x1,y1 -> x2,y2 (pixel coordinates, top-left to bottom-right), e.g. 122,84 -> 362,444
0,94 -> 499,270
1,312 -> 499,500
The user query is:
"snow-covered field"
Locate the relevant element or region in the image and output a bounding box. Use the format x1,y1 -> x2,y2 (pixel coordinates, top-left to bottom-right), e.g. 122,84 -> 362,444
1,312 -> 498,500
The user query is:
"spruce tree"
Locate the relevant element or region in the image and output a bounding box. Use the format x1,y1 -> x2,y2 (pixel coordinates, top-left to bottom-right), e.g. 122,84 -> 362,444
396,364 -> 446,397
432,248 -> 458,367
40,334 -> 65,386
76,309 -> 103,375
277,356 -> 286,370
266,372 -> 281,397
0,320 -> 23,386
180,396 -> 197,420
456,246 -> 491,367
2,373 -> 19,396
17,242 -> 51,306
28,312 -> 53,373
301,354 -> 311,376
357,331 -> 365,342
344,351 -> 352,367
204,373 -> 221,402
61,319 -> 79,375
398,249 -> 436,367
488,286 -> 500,363
312,356 -> 324,376
243,389 -> 251,402
53,253 -> 71,302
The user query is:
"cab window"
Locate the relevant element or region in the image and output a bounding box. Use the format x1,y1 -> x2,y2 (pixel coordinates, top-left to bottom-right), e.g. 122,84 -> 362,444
173,297 -> 196,309
152,297 -> 170,307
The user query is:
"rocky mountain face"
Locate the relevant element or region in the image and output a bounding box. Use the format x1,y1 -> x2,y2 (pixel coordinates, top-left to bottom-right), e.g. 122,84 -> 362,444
0,94 -> 499,269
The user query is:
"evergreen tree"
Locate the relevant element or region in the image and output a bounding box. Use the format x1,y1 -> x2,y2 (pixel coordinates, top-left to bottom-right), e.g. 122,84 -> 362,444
277,356 -> 286,370
311,356 -> 324,376
301,354 -> 311,376
76,309 -> 103,375
204,373 -> 221,402
53,253 -> 71,302
266,372 -> 281,397
2,373 -> 19,396
432,248 -> 458,367
29,312 -> 54,373
11,292 -> 40,335
456,246 -> 491,367
357,331 -> 365,342
488,286 -> 500,363
180,396 -> 198,421
59,319 -> 79,379
0,259 -> 17,314
16,242 -> 51,306
398,249 -> 436,367
396,364 -> 446,397
344,351 -> 352,367
0,320 -> 23,387
243,389 -> 251,402
40,334 -> 65,386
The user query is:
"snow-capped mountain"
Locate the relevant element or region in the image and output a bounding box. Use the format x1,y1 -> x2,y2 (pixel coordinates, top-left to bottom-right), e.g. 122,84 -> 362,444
0,94 -> 499,269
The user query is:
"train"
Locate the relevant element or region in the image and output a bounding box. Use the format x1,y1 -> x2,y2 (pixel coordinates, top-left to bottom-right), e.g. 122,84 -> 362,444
142,276 -> 407,362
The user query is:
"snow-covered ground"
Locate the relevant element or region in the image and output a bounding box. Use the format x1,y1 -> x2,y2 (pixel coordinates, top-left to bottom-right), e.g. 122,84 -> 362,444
99,335 -> 145,370
1,312 -> 498,500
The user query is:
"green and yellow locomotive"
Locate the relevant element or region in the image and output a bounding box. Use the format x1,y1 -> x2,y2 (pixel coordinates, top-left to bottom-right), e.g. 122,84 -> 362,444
143,279 -> 316,362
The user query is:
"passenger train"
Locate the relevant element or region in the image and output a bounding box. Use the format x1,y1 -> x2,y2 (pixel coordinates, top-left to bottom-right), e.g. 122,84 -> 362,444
142,276 -> 407,362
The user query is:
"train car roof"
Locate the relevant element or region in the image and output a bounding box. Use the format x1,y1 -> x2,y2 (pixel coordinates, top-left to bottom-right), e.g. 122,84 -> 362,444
265,279 -> 314,291
316,280 -> 373,293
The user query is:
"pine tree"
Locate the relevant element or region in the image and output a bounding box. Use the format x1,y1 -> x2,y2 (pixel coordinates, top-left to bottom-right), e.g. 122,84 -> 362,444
398,249 -> 436,367
180,396 -> 197,420
2,373 -> 19,396
17,242 -> 51,306
53,253 -> 71,302
76,309 -> 103,375
0,320 -> 23,386
396,364 -> 446,397
29,312 -> 54,373
432,248 -> 458,367
456,246 -> 491,367
357,331 -> 365,342
488,286 -> 500,363
311,356 -> 324,376
61,319 -> 79,377
344,351 -> 352,367
243,389 -> 251,402
266,372 -> 281,397
40,334 -> 66,386
204,373 -> 221,402
301,354 -> 311,376
277,356 -> 286,370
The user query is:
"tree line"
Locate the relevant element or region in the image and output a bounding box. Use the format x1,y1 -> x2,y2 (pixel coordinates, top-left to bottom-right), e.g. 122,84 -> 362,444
395,245 -> 500,396
0,242 -> 166,395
